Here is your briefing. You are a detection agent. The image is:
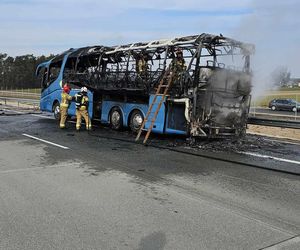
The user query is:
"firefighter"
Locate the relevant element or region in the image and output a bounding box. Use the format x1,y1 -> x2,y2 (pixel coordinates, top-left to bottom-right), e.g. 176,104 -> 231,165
74,87 -> 92,131
59,83 -> 72,129
170,48 -> 186,76
136,53 -> 147,77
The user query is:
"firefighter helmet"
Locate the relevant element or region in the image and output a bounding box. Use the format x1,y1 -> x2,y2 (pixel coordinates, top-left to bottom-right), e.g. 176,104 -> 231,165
81,87 -> 88,93
175,48 -> 183,55
63,84 -> 71,93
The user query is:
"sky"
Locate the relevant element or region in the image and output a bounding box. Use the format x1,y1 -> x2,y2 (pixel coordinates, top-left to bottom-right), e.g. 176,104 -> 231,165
0,0 -> 299,80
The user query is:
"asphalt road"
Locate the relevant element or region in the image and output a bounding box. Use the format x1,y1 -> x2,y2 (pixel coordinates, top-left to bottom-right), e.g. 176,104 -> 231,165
0,106 -> 300,250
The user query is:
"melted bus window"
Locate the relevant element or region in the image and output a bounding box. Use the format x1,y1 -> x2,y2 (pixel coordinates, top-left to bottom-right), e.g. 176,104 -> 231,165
48,60 -> 62,84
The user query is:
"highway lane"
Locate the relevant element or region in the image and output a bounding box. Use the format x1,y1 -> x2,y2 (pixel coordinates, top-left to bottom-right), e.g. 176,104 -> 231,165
0,109 -> 300,250
250,107 -> 300,119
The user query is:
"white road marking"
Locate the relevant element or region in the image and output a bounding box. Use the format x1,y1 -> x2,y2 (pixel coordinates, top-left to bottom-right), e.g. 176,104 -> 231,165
0,165 -> 65,175
239,151 -> 300,165
262,235 -> 300,249
22,133 -> 69,149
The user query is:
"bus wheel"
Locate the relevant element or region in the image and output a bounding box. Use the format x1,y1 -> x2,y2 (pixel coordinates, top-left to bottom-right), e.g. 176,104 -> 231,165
129,110 -> 144,133
109,107 -> 123,130
53,102 -> 60,120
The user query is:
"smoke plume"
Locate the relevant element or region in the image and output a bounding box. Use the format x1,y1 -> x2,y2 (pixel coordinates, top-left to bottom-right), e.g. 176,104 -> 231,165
231,0 -> 300,97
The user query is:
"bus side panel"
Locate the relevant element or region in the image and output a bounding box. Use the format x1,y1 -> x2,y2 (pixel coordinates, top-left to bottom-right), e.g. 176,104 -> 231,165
101,100 -> 148,127
145,95 -> 166,134
40,95 -> 48,111
40,84 -> 61,112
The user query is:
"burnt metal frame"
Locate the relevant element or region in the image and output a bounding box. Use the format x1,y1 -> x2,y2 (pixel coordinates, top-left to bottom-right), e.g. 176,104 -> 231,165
61,33 -> 254,95
49,33 -> 254,137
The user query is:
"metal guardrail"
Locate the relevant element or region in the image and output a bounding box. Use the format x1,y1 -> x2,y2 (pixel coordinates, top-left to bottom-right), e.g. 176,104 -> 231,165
0,97 -> 40,110
0,90 -> 40,99
247,117 -> 300,129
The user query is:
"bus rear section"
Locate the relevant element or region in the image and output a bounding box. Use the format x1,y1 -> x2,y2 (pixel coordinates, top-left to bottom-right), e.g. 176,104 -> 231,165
190,67 -> 252,138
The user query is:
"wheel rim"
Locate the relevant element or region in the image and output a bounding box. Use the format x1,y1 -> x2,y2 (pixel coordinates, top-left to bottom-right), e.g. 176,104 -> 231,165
271,106 -> 275,110
54,105 -> 60,116
292,107 -> 296,112
132,113 -> 143,130
111,111 -> 121,126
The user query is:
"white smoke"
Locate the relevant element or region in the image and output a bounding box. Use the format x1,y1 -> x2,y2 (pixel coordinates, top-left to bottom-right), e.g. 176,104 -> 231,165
231,0 -> 300,97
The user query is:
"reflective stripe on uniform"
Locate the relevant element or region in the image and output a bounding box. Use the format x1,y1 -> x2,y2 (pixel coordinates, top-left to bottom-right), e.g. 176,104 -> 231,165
60,103 -> 69,108
78,96 -> 89,110
61,92 -> 72,107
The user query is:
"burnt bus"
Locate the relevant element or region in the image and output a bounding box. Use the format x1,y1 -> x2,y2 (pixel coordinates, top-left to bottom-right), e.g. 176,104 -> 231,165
38,33 -> 254,138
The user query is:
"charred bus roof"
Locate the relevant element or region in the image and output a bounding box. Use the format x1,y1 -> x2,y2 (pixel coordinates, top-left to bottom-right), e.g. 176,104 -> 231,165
41,33 -> 254,63
106,33 -> 255,56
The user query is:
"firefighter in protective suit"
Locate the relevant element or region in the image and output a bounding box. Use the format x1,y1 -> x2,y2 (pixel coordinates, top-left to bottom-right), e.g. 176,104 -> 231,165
60,84 -> 72,129
170,48 -> 186,77
75,87 -> 92,131
136,53 -> 147,77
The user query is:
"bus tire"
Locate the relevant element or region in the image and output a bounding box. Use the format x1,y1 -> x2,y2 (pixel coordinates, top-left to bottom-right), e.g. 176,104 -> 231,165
129,109 -> 144,133
109,107 -> 123,130
53,101 -> 60,120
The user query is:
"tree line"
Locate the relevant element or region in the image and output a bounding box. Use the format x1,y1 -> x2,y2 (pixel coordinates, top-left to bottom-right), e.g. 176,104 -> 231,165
0,53 -> 55,90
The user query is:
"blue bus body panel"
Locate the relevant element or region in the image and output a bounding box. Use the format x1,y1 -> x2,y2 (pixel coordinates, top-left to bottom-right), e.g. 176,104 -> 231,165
101,101 -> 148,126
101,95 -> 166,134
41,88 -> 93,118
165,128 -> 187,135
145,95 -> 166,134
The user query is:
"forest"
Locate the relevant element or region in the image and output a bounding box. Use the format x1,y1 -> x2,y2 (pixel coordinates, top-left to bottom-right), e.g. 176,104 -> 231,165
0,53 -> 54,90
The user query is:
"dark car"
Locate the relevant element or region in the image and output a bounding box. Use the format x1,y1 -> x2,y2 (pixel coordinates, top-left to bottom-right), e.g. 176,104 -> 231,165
269,98 -> 300,112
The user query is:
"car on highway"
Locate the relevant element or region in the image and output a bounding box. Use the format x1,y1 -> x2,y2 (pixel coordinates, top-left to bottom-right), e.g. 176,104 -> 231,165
269,98 -> 300,112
